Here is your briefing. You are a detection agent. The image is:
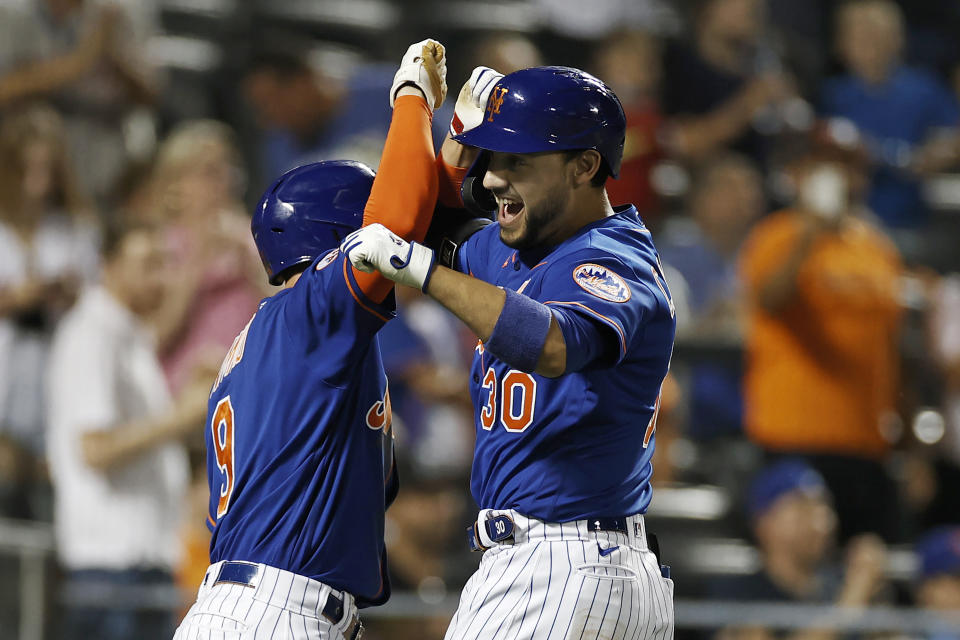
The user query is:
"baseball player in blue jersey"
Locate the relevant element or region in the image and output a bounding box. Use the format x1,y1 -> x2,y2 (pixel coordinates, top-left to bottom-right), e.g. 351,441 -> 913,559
172,39 -> 447,640
343,66 -> 676,639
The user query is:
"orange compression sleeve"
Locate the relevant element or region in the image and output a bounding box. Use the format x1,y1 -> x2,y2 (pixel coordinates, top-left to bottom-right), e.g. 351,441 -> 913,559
353,94 -> 438,302
436,151 -> 468,208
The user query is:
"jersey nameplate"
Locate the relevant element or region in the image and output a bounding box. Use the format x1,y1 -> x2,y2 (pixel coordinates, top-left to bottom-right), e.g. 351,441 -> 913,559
213,315 -> 254,393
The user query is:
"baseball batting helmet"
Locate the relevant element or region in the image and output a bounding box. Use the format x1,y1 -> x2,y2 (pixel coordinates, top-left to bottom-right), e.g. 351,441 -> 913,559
252,160 -> 374,285
453,66 -> 626,215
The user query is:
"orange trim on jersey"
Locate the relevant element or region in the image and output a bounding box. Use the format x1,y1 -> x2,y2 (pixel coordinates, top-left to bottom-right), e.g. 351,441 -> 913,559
532,261 -> 549,270
544,300 -> 627,355
501,255 -> 512,268
343,260 -> 391,323
207,513 -> 217,528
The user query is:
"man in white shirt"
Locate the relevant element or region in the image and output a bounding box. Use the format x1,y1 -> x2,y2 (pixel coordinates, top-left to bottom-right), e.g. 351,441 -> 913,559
47,224 -> 207,640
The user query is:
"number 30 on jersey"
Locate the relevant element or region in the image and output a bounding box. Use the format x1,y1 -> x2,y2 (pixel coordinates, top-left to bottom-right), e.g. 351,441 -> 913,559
479,368 -> 537,433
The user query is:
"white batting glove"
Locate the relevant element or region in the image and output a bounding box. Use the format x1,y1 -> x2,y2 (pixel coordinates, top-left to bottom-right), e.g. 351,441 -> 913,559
449,66 -> 504,136
341,224 -> 437,292
390,38 -> 447,110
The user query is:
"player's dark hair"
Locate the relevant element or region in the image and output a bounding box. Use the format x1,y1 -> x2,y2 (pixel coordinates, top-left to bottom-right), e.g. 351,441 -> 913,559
564,150 -> 610,188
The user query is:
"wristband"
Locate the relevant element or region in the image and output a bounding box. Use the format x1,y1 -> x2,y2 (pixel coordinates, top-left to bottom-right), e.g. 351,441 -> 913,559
485,289 -> 553,373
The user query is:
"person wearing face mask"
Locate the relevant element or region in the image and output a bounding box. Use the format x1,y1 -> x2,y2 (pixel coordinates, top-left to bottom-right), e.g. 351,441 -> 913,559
738,123 -> 904,544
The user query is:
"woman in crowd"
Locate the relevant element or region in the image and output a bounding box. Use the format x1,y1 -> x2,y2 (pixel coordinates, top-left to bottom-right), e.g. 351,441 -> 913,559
0,104 -> 100,460
146,120 -> 269,395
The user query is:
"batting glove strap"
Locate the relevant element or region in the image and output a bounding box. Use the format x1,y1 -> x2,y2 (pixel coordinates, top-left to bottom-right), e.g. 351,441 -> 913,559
390,39 -> 447,110
449,66 -> 504,136
341,224 -> 437,292
390,240 -> 437,292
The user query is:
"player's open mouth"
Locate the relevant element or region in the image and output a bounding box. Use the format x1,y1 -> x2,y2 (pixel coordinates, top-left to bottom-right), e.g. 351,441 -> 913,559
498,198 -> 525,227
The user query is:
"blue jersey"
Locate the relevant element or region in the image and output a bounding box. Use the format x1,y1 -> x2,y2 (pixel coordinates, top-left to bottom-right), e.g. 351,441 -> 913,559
205,249 -> 398,607
457,206 -> 675,522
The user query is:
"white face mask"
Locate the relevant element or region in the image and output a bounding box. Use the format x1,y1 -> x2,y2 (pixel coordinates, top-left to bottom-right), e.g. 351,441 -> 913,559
799,163 -> 848,221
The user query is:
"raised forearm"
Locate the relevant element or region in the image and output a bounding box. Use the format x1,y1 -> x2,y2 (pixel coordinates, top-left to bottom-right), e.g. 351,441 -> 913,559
81,412 -> 184,472
426,266 -> 566,376
0,48 -> 97,105
757,223 -> 820,313
426,265 -> 505,340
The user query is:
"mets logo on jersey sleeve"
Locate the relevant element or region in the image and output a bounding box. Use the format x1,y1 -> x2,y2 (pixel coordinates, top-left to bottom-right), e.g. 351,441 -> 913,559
572,264 -> 632,302
315,249 -> 339,271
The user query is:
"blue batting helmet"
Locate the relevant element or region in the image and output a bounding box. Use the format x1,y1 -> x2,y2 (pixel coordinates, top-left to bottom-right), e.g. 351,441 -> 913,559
453,66 -> 627,177
252,161 -> 374,285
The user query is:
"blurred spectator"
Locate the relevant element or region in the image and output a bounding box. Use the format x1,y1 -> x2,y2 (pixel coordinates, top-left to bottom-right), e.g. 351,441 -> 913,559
932,275 -> 960,468
658,152 -> 764,439
175,458 -> 212,614
0,105 -> 99,457
738,129 -> 904,542
0,433 -> 36,519
915,528 -> 960,621
712,459 -> 890,640
660,152 -> 763,333
0,0 -> 159,202
243,39 -> 448,186
147,120 -> 267,395
534,0 -> 680,63
661,0 -> 802,165
46,222 -> 206,640
379,288 -> 475,480
592,29 -> 664,218
469,32 -> 544,76
822,0 -> 960,229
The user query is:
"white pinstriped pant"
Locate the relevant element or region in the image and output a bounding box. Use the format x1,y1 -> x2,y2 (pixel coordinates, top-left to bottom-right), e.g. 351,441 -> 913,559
172,561 -> 359,639
444,512 -> 674,640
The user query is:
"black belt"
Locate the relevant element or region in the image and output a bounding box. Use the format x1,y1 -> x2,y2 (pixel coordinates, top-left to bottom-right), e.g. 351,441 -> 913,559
213,562 -> 363,640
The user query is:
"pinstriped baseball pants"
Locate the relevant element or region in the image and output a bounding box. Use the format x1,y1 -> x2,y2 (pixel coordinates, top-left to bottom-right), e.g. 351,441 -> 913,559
444,512 -> 674,640
172,561 -> 359,639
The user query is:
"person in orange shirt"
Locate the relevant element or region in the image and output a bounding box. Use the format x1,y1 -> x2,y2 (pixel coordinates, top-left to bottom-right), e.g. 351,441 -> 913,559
739,123 -> 904,542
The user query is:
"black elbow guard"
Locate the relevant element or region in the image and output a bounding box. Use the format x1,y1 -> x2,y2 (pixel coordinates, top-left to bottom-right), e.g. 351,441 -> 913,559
424,205 -> 493,269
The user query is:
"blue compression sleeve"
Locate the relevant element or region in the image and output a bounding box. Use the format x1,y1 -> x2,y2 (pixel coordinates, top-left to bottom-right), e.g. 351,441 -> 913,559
485,289 -> 552,372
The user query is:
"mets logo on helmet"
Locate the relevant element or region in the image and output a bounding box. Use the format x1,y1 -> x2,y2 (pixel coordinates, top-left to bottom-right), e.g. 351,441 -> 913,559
573,263 -> 632,302
486,87 -> 509,122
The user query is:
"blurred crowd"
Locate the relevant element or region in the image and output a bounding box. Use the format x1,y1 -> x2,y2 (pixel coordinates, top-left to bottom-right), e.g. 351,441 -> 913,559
1,0 -> 960,638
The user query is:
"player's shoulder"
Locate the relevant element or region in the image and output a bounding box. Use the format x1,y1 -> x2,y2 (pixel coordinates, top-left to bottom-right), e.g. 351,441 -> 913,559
540,208 -> 668,307
553,206 -> 658,272
255,248 -> 343,315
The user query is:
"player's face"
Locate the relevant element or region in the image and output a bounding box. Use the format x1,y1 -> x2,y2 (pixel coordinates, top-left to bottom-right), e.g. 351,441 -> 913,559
482,151 -> 575,250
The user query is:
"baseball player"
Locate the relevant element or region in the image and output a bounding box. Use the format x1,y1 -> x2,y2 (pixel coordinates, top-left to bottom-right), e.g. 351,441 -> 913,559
343,66 -> 677,639
172,39 -> 447,639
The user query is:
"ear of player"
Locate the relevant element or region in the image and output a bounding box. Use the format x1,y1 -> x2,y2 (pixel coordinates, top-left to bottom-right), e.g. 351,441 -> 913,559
342,223 -> 436,292
390,38 -> 447,110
